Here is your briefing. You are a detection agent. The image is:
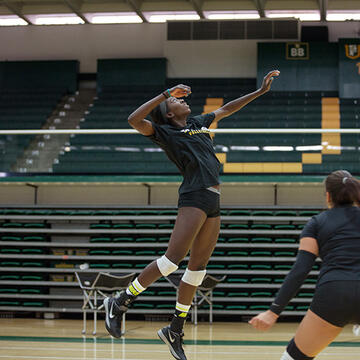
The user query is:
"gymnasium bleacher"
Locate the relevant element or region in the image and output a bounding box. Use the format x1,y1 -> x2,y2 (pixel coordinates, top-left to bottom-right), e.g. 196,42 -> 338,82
0,88 -> 65,172
0,205 -> 322,316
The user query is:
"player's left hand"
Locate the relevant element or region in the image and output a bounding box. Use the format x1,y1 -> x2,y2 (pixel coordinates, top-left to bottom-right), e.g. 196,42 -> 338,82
248,310 -> 279,331
260,70 -> 280,93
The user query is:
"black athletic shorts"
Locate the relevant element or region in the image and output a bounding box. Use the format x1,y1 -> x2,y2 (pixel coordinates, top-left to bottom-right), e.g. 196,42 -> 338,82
310,280 -> 360,327
178,188 -> 220,218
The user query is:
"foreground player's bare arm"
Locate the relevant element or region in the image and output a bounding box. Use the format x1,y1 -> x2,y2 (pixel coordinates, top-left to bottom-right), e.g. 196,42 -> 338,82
213,70 -> 280,122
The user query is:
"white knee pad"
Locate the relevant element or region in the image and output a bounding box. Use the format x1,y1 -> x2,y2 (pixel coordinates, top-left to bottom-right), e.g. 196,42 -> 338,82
181,268 -> 206,286
156,255 -> 178,276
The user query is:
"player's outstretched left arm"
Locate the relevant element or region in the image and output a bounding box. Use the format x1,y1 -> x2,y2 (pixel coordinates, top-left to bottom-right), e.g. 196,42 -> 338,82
213,70 -> 280,122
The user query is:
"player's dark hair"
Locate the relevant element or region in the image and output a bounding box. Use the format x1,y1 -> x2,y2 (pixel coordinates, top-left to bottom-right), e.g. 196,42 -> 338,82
150,101 -> 169,125
325,170 -> 360,206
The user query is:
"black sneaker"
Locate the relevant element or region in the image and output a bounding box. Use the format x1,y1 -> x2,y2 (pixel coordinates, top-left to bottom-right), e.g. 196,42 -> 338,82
103,291 -> 132,338
157,325 -> 187,360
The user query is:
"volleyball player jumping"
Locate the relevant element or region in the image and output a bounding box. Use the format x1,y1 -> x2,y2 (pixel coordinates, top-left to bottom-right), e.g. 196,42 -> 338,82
250,170 -> 360,360
104,69 -> 280,360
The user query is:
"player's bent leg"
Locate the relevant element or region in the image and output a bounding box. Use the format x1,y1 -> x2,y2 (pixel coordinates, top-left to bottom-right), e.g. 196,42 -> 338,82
282,310 -> 342,359
104,207 -> 206,338
158,216 -> 220,360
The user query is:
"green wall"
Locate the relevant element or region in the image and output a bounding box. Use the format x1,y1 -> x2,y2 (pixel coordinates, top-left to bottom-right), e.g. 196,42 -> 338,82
257,42 -> 338,91
0,60 -> 79,93
339,38 -> 360,98
97,58 -> 167,92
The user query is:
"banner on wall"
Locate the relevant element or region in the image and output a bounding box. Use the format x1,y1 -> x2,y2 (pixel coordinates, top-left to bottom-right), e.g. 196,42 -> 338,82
339,39 -> 360,98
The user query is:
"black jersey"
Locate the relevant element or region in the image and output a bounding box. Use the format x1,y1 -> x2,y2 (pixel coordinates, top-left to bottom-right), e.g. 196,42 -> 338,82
147,112 -> 221,194
301,205 -> 360,286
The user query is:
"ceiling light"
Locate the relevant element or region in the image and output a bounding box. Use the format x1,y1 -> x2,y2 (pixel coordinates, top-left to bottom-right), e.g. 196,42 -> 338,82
205,11 -> 260,20
326,11 -> 360,21
32,14 -> 84,25
146,12 -> 200,23
0,16 -> 28,26
265,10 -> 320,21
87,12 -> 142,24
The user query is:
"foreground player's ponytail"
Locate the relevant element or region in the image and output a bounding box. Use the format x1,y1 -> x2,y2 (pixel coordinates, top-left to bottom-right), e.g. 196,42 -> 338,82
325,170 -> 360,206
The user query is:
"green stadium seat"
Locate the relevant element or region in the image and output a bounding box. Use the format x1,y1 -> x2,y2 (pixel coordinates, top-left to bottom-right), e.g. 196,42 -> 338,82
252,211 -> 273,216
135,237 -> 157,243
299,211 -> 320,216
113,224 -> 134,229
90,236 -> 112,243
0,301 -> 20,306
1,236 -> 22,241
89,264 -> 111,268
90,223 -> 111,229
135,223 -> 157,229
22,249 -> 44,254
112,250 -> 133,255
0,275 -> 20,280
158,237 -> 170,242
20,289 -> 41,294
2,222 -> 23,228
249,305 -> 269,310
251,224 -> 272,230
23,236 -> 46,242
112,263 -> 133,268
227,251 -> 249,256
250,291 -> 272,297
250,251 -> 272,257
158,291 -> 176,296
0,289 -> 18,293
227,224 -> 249,229
135,250 -> 156,256
0,249 -> 21,254
21,275 -> 44,281
88,250 -> 111,255
226,305 -> 247,310
250,277 -> 272,283
22,302 -> 45,307
206,264 -> 226,269
273,251 -> 296,257
274,265 -> 292,270
250,264 -> 272,270
0,261 -> 20,267
274,211 -> 297,216
23,223 -> 46,228
273,224 -> 296,230
22,262 -> 44,267
227,292 -> 249,297
227,278 -> 249,283
227,264 -> 249,269
251,237 -> 272,243
158,223 -> 174,229
228,237 -> 249,243
113,237 -> 134,242
274,238 -> 297,244
132,303 -> 154,309
228,210 -> 251,216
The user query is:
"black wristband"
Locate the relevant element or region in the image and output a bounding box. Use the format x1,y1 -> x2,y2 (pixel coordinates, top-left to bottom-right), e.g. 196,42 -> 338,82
270,250 -> 316,316
162,90 -> 170,99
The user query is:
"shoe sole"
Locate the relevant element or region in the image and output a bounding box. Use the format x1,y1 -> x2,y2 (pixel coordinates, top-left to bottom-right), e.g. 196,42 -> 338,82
157,329 -> 181,360
103,297 -> 121,338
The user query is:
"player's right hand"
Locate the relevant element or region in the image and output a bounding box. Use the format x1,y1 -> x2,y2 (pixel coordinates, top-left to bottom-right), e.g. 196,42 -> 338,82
248,310 -> 279,331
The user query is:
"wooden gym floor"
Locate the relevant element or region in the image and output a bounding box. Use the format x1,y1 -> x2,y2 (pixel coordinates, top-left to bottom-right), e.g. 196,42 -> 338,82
0,318 -> 359,360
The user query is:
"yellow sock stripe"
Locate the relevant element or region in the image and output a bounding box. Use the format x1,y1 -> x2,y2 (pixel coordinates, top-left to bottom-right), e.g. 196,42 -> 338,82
132,281 -> 144,293
128,284 -> 140,296
176,302 -> 191,312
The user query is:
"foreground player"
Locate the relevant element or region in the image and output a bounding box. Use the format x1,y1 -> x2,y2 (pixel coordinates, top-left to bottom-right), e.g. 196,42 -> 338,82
104,70 -> 279,360
250,170 -> 360,360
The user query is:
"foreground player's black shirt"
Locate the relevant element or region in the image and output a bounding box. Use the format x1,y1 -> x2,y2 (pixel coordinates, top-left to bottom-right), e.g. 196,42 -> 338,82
301,205 -> 360,286
147,112 -> 221,194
